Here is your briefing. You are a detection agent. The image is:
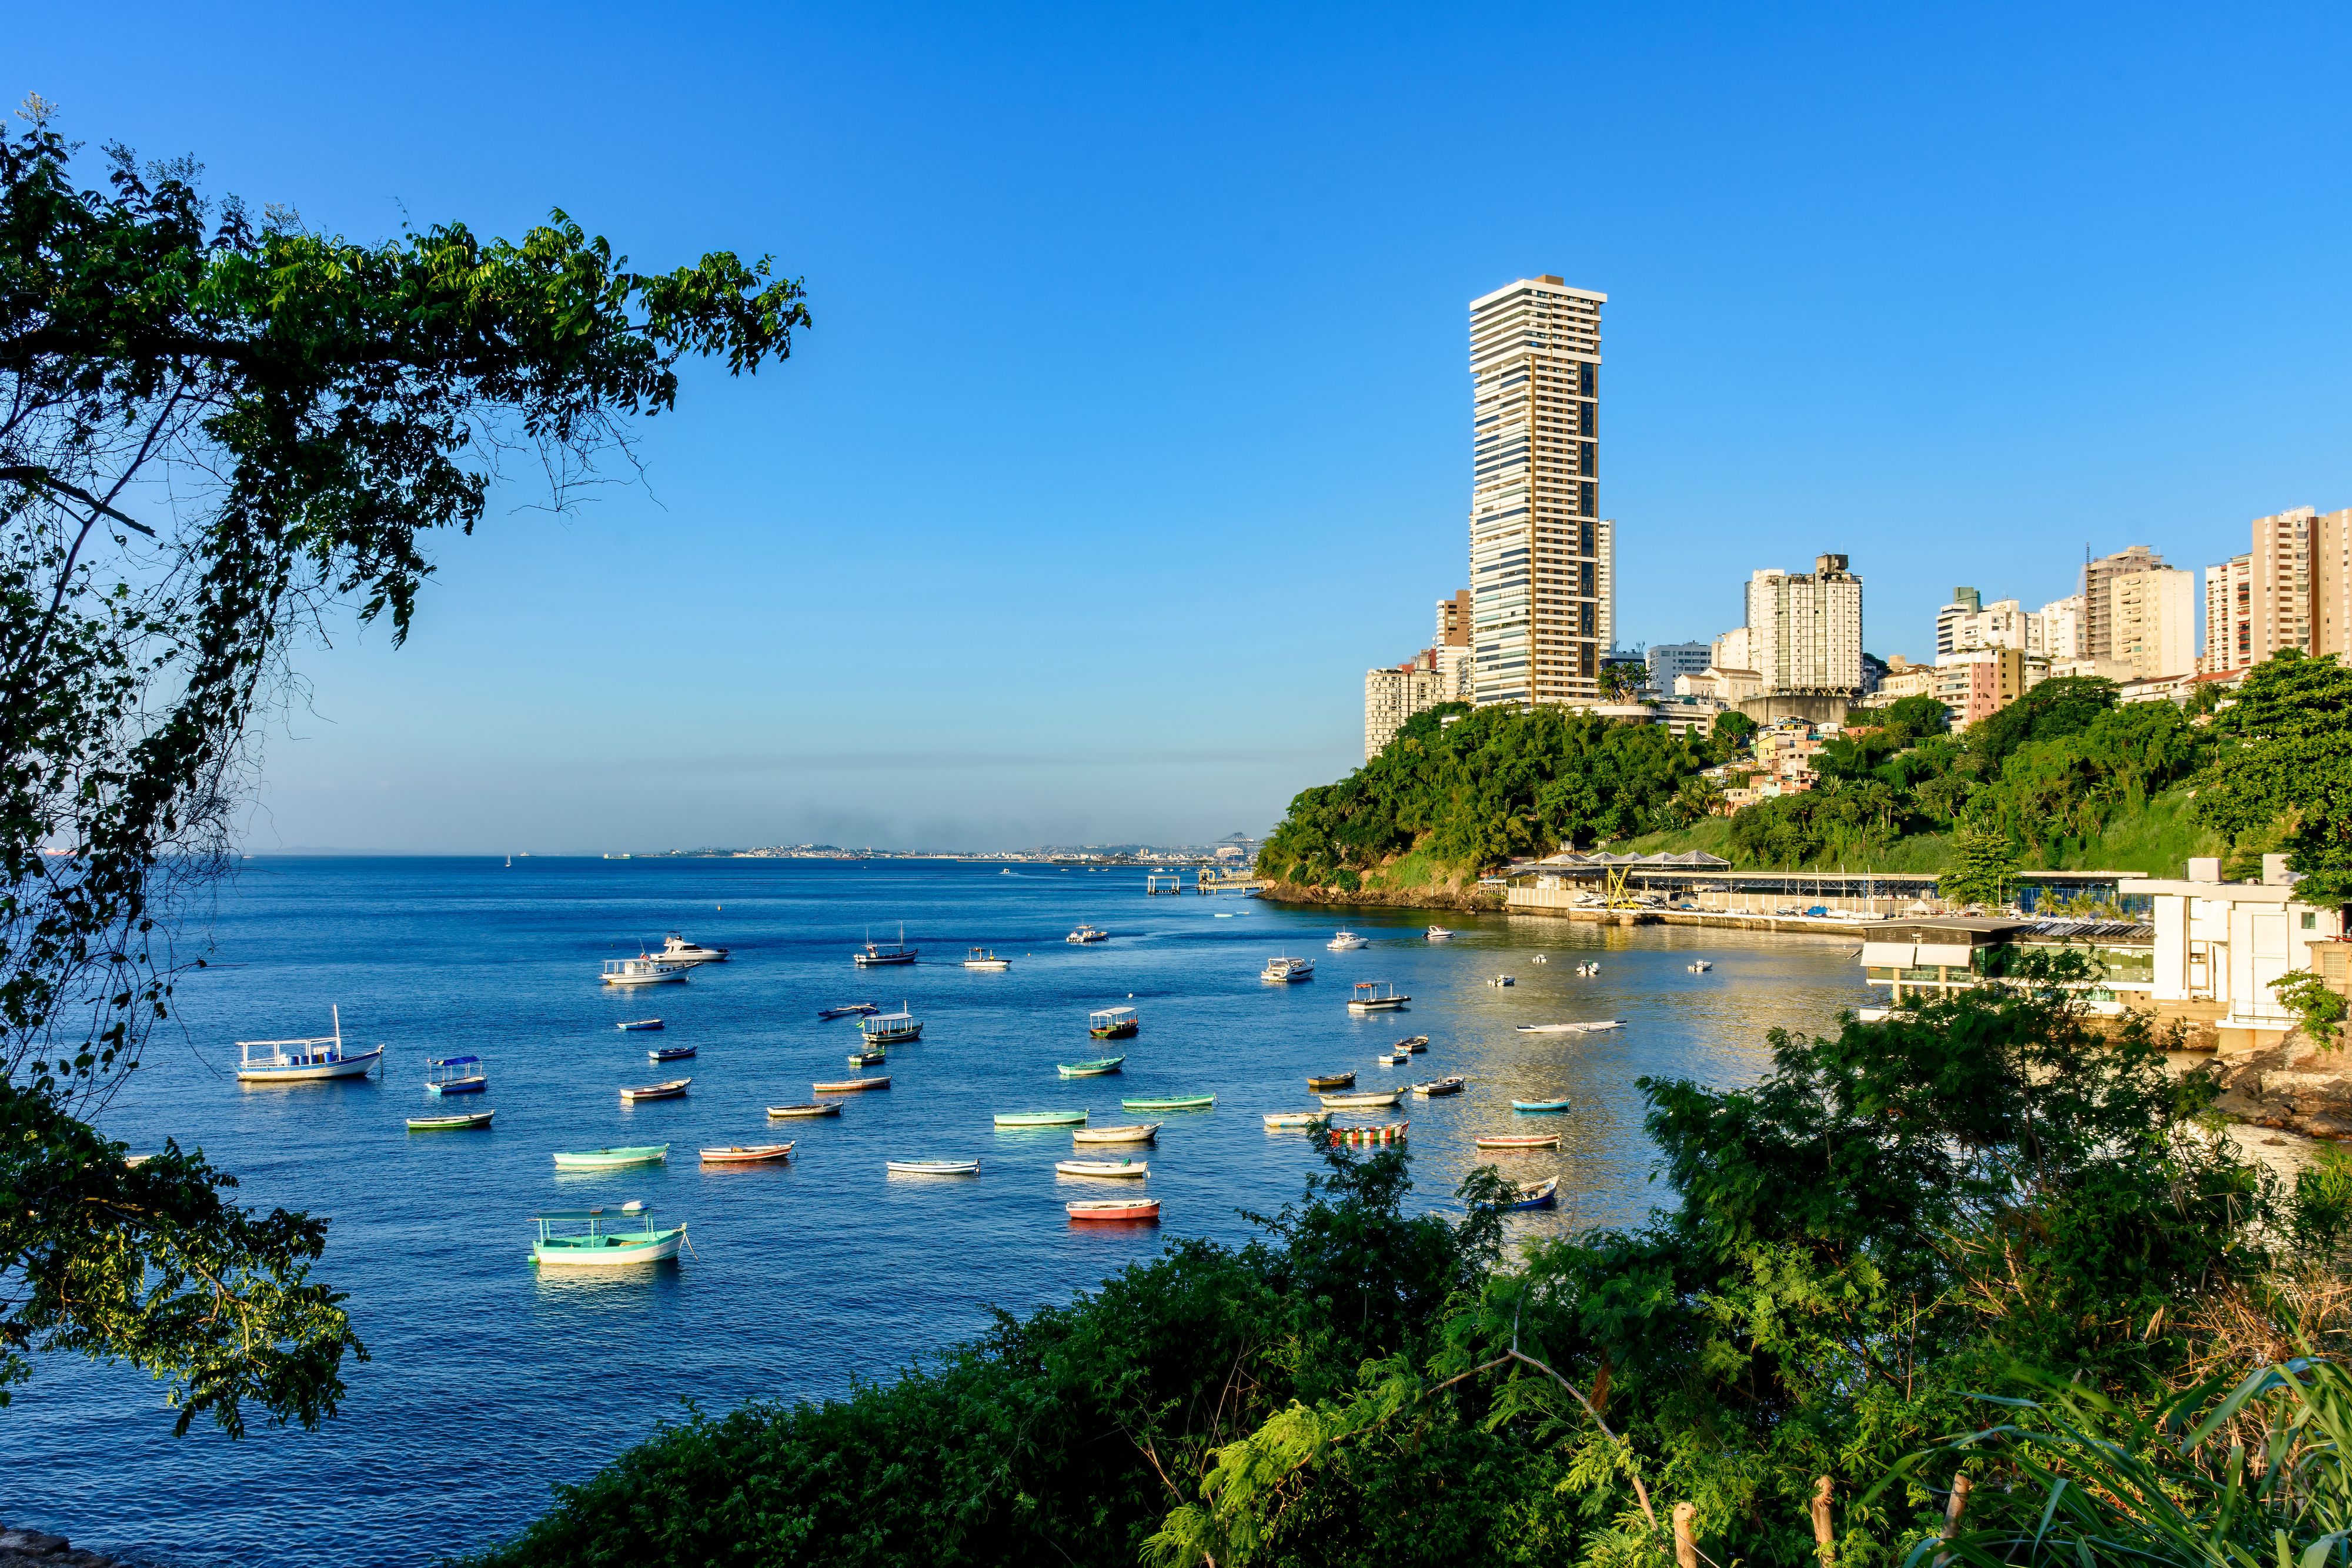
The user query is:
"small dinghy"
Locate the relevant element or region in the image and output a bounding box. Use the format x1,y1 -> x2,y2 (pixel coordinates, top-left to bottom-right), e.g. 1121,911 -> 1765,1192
648,1045 -> 696,1063
1328,1121 -> 1408,1146
1381,1049 -> 1413,1065
1262,1111 -> 1331,1130
407,1108 -> 495,1132
1515,1020 -> 1625,1034
1057,1056 -> 1125,1077
616,1018 -> 665,1032
1320,1089 -> 1405,1109
1055,1158 -> 1148,1179
1412,1076 -> 1466,1096
619,1078 -> 691,1102
817,1004 -> 878,1020
1512,1098 -> 1573,1114
1489,975 -> 1515,988
1506,1177 -> 1560,1211
1475,1134 -> 1561,1151
1073,1122 -> 1160,1145
887,1159 -> 979,1176
1121,1094 -> 1214,1112
812,1076 -> 890,1094
994,1110 -> 1088,1128
552,1145 -> 669,1169
767,1102 -> 844,1118
1306,1072 -> 1357,1091
1395,1035 -> 1429,1054
847,1048 -> 886,1067
1067,1198 -> 1160,1222
1688,960 -> 1713,973
700,1144 -> 792,1164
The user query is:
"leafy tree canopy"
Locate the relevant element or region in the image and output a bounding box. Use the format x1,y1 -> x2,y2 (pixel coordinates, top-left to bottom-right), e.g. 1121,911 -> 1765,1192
2196,648 -> 2352,906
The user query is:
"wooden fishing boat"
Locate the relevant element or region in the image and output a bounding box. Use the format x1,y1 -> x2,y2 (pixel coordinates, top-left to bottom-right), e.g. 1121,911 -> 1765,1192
1512,1098 -> 1573,1113
1306,1072 -> 1357,1091
994,1110 -> 1088,1128
407,1108 -> 495,1131
616,1018 -> 665,1032
854,925 -> 919,967
847,1048 -> 886,1067
552,1144 -> 669,1169
1073,1122 -> 1160,1145
530,1203 -> 685,1266
861,1007 -> 923,1045
1381,1049 -> 1414,1066
1067,1198 -> 1160,1222
1120,1093 -> 1213,1112
1057,1055 -> 1125,1077
817,1004 -> 878,1020
1516,1020 -> 1624,1034
886,1159 -> 979,1176
1262,1111 -> 1331,1130
1347,982 -> 1410,1013
1055,1158 -> 1148,1179
1506,1177 -> 1560,1211
1412,1076 -> 1467,1096
1475,1134 -> 1561,1151
700,1144 -> 792,1164
648,1044 -> 697,1063
1319,1089 -> 1404,1109
1328,1121 -> 1408,1146
963,947 -> 1011,971
1088,1006 -> 1140,1040
766,1102 -> 844,1118
1395,1035 -> 1429,1053
602,955 -> 690,987
234,1007 -> 383,1084
811,1076 -> 890,1094
619,1078 -> 690,1102
425,1054 -> 488,1095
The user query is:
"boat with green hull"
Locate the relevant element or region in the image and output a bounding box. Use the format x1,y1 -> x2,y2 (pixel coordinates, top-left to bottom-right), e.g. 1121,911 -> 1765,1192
408,1108 -> 495,1132
1120,1093 -> 1214,1112
1057,1056 -> 1125,1077
552,1144 -> 669,1169
530,1203 -> 686,1266
994,1109 -> 1088,1128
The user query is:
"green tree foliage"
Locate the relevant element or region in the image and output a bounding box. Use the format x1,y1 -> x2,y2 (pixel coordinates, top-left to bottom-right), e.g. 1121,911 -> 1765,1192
1711,709 -> 1758,751
0,107 -> 804,1430
1258,706 -> 1719,884
483,963 -> 2328,1568
1939,821 -> 2021,907
2196,648 -> 2352,906
2269,969 -> 2348,1049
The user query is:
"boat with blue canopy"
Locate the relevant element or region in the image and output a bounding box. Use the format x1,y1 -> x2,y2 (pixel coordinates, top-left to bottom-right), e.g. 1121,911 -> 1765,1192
425,1055 -> 487,1095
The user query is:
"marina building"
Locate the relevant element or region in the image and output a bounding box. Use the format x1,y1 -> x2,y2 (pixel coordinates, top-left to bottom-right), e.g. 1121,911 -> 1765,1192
1468,275 -> 1609,708
1743,554 -> 1865,693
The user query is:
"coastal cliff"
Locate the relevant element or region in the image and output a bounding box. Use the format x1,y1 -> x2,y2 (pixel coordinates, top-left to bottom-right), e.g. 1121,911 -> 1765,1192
1256,877 -> 1503,913
2212,1032 -> 2352,1140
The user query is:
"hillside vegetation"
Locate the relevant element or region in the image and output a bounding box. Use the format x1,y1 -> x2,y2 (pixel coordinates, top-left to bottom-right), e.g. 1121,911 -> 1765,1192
1261,677 -> 2233,886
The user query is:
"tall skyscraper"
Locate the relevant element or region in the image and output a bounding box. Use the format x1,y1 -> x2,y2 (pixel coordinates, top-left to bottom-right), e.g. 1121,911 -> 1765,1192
2204,553 -> 2254,673
2248,507 -> 2317,663
2110,567 -> 2195,678
2317,509 -> 2352,660
1743,554 -> 1865,693
1467,275 -> 1608,707
2082,546 -> 2163,664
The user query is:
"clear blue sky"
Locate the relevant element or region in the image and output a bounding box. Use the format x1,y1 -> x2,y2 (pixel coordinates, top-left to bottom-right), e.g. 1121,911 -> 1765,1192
22,3 -> 2352,851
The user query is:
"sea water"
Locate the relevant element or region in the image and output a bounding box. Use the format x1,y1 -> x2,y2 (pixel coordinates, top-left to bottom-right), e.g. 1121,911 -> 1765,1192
6,858 -> 1871,1566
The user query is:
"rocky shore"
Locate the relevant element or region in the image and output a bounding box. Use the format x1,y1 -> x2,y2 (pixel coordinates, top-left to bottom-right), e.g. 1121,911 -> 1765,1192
0,1526 -> 121,1568
1257,879 -> 1504,912
2210,1031 -> 2352,1141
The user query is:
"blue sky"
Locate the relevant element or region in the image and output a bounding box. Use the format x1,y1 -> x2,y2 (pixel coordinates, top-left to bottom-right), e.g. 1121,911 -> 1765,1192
22,2 -> 2352,851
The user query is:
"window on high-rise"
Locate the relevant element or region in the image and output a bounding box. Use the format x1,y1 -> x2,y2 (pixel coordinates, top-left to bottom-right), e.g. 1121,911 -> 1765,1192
1579,401 -> 1597,437
1579,443 -> 1596,477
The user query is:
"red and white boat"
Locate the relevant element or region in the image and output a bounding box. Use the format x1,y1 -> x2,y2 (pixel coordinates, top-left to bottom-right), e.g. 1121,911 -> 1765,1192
1067,1198 -> 1161,1222
1475,1133 -> 1560,1150
1328,1122 -> 1409,1147
700,1144 -> 792,1164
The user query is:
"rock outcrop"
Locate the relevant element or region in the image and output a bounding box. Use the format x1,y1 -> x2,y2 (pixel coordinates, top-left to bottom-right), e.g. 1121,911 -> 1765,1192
0,1525 -> 121,1568
2210,1032 -> 2352,1141
1257,879 -> 1504,913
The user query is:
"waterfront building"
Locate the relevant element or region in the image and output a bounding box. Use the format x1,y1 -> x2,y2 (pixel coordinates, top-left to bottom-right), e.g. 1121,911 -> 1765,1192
1467,275 -> 1608,707
1363,649 -> 1455,760
2109,565 -> 2195,678
2140,856 -> 2347,1051
1743,554 -> 1865,693
1645,641 -> 1712,690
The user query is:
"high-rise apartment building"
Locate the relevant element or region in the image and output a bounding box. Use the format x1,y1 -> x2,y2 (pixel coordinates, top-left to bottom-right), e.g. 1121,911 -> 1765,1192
1645,641 -> 1712,690
1437,589 -> 1472,648
2038,595 -> 2084,661
1364,651 -> 1455,760
2249,507 -> 2317,664
1935,587 -> 1983,657
2082,546 -> 2164,666
2204,553 -> 2254,674
2110,567 -> 2196,678
1743,554 -> 1865,693
2318,509 -> 2352,661
1467,276 -> 1608,707
1937,589 -> 2063,659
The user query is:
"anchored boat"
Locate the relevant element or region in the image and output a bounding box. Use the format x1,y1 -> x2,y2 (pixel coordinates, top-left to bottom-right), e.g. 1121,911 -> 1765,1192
649,1044 -> 697,1064
1088,1006 -> 1140,1040
1067,1198 -> 1160,1222
616,1018 -> 665,1032
1074,1122 -> 1160,1145
552,1145 -> 669,1169
619,1078 -> 690,1103
1347,982 -> 1410,1013
854,925 -> 920,967
862,1007 -> 923,1045
1319,1089 -> 1404,1109
1396,1035 -> 1429,1053
408,1108 -> 495,1132
1328,1121 -> 1408,1146
1326,930 -> 1367,951
1307,1071 -> 1356,1091
659,932 -> 730,965
887,1159 -> 979,1176
1263,1110 -> 1331,1129
817,1004 -> 878,1020
530,1203 -> 686,1267
1425,925 -> 1454,941
1475,1134 -> 1561,1151
234,1007 -> 383,1084
602,955 -> 690,987
1260,955 -> 1315,982
1516,1020 -> 1624,1034
425,1054 -> 487,1096
1056,1159 -> 1148,1178
699,1144 -> 791,1164
767,1102 -> 844,1118
994,1110 -> 1088,1128
1120,1093 -> 1213,1112
812,1075 -> 890,1094
1412,1076 -> 1467,1096
1506,1178 -> 1561,1211
963,947 -> 1011,971
847,1048 -> 886,1067
1065,925 -> 1110,944
1512,1098 -> 1573,1113
1057,1055 -> 1125,1077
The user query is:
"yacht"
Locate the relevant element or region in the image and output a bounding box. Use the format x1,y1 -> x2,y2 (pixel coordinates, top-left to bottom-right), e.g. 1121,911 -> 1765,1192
1326,931 -> 1367,951
1066,925 -> 1110,944
659,932 -> 730,965
1424,925 -> 1454,941
854,924 -> 920,967
963,947 -> 1011,971
1260,955 -> 1315,983
602,955 -> 690,987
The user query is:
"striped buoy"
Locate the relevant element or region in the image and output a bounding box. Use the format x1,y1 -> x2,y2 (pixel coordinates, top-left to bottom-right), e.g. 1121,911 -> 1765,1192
1328,1122 -> 1410,1147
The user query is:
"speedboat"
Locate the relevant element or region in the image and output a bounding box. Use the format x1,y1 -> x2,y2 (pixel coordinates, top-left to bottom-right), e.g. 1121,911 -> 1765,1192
1489,975 -> 1515,987
235,1007 -> 383,1084
1688,960 -> 1713,973
659,932 -> 729,965
1424,925 -> 1454,941
602,955 -> 689,987
1327,931 -> 1368,951
1260,955 -> 1315,982
1067,925 -> 1110,944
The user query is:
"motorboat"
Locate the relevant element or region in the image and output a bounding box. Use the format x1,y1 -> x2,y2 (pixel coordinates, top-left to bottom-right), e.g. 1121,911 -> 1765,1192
1260,955 -> 1315,982
1066,925 -> 1110,944
659,932 -> 730,965
1327,931 -> 1368,951
1088,1006 -> 1140,1040
1688,960 -> 1713,973
854,925 -> 920,967
235,1007 -> 383,1084
1347,982 -> 1410,1013
963,948 -> 1011,971
1425,925 -> 1454,941
602,955 -> 689,987
530,1203 -> 686,1266
425,1054 -> 487,1095
861,1007 -> 923,1045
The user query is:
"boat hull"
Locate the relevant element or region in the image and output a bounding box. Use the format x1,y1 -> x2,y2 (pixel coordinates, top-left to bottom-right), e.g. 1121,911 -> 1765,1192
552,1145 -> 669,1169
1067,1200 -> 1159,1222
1073,1123 -> 1160,1144
1057,1057 -> 1125,1076
886,1160 -> 978,1176
602,968 -> 689,987
1120,1095 -> 1213,1112
1055,1159 -> 1148,1178
617,1019 -> 665,1032
1347,998 -> 1409,1012
619,1079 -> 691,1102
1088,1022 -> 1140,1040
408,1109 -> 495,1131
700,1144 -> 792,1164
1319,1091 -> 1404,1109
1306,1074 -> 1356,1091
812,1076 -> 890,1094
767,1102 -> 845,1117
236,1047 -> 385,1084
853,952 -> 918,967
994,1112 -> 1088,1127
532,1226 -> 686,1266
1262,1112 -> 1331,1129
1512,1099 -> 1573,1113
862,1026 -> 922,1044
1506,1178 -> 1561,1211
425,1076 -> 487,1095
1475,1135 -> 1561,1150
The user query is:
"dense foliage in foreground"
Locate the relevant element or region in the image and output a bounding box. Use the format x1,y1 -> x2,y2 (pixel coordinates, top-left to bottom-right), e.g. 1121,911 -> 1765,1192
476,961 -> 2352,1567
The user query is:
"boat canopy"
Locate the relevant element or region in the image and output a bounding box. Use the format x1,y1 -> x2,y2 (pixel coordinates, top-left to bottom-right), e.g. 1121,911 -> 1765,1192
533,1206 -> 656,1221
1089,1006 -> 1138,1024
428,1055 -> 480,1068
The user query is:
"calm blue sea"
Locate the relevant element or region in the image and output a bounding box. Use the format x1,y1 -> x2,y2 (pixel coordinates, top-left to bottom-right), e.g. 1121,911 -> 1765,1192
6,858 -> 1870,1566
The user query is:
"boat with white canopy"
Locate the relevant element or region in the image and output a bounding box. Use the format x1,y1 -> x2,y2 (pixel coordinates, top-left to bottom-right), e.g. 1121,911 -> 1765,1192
235,1007 -> 383,1084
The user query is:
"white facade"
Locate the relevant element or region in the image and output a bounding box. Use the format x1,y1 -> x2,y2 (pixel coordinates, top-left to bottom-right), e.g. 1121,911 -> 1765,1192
1364,656 -> 1455,760
1710,626 -> 1750,673
2037,594 -> 2084,661
2204,553 -> 2253,673
1743,554 -> 1865,693
1645,641 -> 1711,690
2144,861 -> 2346,1047
2109,566 -> 2195,678
1468,276 -> 1607,707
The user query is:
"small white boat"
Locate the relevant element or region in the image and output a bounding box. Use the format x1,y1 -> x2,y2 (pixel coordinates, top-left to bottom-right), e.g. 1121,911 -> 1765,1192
1688,960 -> 1712,973
530,1203 -> 686,1267
1261,955 -> 1315,983
1319,1089 -> 1405,1109
659,932 -> 730,965
1516,1019 -> 1625,1034
1425,925 -> 1454,941
1055,1159 -> 1148,1179
602,955 -> 690,987
1066,925 -> 1110,944
235,1007 -> 383,1084
963,947 -> 1011,971
886,1159 -> 980,1176
1262,1110 -> 1331,1129
1347,982 -> 1410,1013
1531,954 -> 1548,964
1327,931 -> 1368,951
1489,975 -> 1515,987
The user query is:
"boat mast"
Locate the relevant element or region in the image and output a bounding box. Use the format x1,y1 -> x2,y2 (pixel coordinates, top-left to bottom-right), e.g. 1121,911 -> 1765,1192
332,1003 -> 342,1051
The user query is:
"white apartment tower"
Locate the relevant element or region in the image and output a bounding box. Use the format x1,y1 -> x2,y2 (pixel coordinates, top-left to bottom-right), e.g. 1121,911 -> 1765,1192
1468,275 -> 1610,707
2205,553 -> 2254,673
1744,554 -> 1865,693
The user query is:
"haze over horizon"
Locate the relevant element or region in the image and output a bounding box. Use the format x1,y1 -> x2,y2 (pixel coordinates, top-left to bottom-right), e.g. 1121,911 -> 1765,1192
24,2 -> 2352,854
